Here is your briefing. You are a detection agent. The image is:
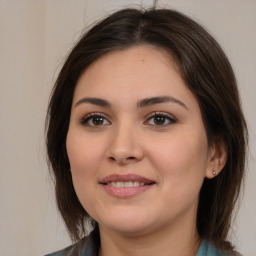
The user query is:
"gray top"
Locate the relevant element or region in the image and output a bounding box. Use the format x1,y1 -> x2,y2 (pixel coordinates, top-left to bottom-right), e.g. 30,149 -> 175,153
45,230 -> 226,256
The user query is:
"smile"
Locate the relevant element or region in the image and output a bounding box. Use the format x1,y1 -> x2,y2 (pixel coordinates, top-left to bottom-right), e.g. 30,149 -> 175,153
99,174 -> 156,198
108,181 -> 147,187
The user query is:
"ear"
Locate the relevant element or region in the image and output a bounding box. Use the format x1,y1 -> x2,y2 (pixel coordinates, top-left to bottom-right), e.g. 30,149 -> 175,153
205,137 -> 227,179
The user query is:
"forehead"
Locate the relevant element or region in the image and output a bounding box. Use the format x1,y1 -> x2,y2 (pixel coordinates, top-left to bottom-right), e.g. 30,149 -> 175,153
73,45 -> 196,108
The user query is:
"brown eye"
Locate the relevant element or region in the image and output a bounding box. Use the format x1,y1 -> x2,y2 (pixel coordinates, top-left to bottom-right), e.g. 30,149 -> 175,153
92,116 -> 104,125
145,113 -> 176,126
154,116 -> 166,125
80,113 -> 111,127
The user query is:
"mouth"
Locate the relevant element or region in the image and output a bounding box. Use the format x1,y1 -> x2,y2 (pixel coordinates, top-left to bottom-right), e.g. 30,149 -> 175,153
99,174 -> 156,198
105,181 -> 153,188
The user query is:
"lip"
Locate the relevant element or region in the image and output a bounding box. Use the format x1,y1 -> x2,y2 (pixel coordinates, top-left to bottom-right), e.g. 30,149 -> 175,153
99,174 -> 155,184
99,174 -> 156,198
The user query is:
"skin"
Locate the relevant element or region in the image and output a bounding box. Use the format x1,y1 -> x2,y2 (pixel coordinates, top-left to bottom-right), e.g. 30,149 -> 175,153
66,45 -> 226,256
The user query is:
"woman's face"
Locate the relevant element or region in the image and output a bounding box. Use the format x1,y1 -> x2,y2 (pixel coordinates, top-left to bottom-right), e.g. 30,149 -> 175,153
66,45 -> 215,236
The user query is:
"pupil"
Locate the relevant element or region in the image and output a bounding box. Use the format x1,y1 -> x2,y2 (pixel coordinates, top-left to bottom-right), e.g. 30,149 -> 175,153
93,117 -> 103,125
154,116 -> 165,125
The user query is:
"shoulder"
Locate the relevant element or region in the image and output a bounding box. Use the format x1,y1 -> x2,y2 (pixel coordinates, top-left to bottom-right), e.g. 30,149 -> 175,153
44,243 -> 78,256
44,234 -> 97,256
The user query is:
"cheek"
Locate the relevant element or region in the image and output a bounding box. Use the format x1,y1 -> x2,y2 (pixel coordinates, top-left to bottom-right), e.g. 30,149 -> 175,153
150,134 -> 208,216
66,130 -> 109,213
147,130 -> 209,190
66,130 -> 106,180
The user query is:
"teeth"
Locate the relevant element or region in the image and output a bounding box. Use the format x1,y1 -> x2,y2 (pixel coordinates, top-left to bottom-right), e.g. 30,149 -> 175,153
109,181 -> 145,188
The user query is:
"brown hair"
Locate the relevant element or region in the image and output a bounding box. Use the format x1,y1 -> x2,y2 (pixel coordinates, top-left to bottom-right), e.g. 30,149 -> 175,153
46,7 -> 248,254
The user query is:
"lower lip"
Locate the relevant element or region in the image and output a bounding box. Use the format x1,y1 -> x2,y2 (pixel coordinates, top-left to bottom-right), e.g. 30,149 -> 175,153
102,184 -> 154,198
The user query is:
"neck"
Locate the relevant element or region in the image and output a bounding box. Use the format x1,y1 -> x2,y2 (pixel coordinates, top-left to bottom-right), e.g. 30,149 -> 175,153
98,208 -> 201,256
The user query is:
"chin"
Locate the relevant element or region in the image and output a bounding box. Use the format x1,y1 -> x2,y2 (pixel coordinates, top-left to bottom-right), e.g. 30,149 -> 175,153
98,212 -> 156,236
102,223 -> 153,237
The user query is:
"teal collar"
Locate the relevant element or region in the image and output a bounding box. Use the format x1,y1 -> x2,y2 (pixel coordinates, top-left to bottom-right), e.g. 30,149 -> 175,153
196,240 -> 223,256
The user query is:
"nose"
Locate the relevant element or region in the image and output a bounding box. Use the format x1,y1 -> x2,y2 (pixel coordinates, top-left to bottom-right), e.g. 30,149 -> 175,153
107,122 -> 144,165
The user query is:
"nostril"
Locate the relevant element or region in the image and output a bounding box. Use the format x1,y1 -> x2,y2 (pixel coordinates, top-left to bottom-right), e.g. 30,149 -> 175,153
108,155 -> 137,163
127,156 -> 136,160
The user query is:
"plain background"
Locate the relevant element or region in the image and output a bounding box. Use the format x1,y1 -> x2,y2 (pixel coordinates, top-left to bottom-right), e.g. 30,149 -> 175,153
0,0 -> 255,255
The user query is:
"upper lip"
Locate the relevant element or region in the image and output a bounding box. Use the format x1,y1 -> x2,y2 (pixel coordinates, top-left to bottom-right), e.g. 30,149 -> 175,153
99,174 -> 155,184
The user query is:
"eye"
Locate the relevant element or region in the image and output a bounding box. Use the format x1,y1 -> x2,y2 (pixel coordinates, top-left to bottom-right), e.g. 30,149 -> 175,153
79,113 -> 111,127
145,112 -> 177,126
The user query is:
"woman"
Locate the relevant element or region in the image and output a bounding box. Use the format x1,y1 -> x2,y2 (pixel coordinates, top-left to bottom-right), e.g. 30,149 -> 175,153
45,7 -> 247,256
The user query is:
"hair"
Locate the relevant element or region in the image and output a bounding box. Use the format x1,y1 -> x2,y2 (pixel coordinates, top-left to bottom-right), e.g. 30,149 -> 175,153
46,7 -> 248,255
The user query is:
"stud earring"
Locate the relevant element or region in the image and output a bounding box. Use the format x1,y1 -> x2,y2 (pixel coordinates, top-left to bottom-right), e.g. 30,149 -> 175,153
212,170 -> 217,176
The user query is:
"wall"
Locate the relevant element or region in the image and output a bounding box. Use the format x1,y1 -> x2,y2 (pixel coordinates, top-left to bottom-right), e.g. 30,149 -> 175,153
0,0 -> 255,255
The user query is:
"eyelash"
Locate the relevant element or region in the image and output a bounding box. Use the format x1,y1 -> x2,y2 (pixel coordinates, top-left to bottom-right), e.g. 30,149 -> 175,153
79,113 -> 111,127
79,112 -> 177,127
144,112 -> 177,127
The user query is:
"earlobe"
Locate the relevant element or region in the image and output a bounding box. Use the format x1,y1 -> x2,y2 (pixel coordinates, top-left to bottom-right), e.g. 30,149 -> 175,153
205,138 -> 227,179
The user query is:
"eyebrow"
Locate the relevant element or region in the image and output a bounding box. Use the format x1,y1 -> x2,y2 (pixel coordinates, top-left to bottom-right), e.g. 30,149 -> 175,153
137,96 -> 188,109
75,97 -> 111,108
75,96 -> 188,110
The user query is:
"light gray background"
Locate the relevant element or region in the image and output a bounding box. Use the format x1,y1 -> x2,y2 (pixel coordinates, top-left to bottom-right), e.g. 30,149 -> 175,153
0,0 -> 255,255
